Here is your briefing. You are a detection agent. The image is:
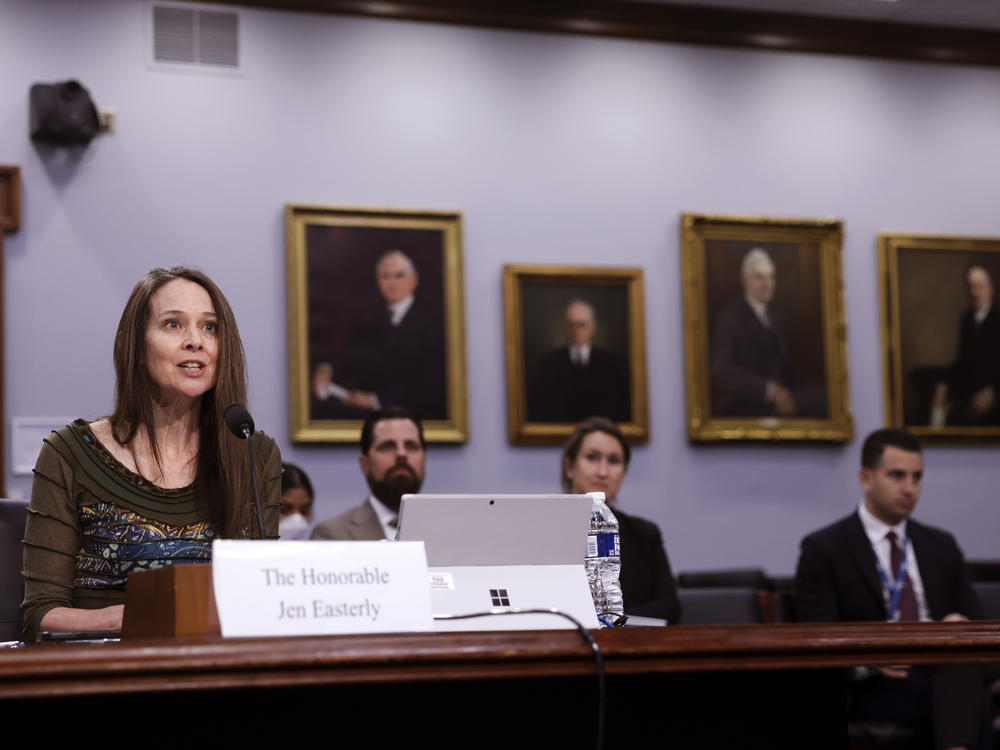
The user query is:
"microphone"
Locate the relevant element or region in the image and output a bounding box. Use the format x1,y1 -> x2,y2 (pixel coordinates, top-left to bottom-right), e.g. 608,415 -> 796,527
223,403 -> 265,540
224,403 -> 255,439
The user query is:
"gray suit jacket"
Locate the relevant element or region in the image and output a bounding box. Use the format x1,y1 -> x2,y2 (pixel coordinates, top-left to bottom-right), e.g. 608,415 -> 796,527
310,499 -> 385,541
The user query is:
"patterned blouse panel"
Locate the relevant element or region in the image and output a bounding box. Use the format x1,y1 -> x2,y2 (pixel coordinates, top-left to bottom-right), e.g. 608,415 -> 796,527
75,500 -> 216,589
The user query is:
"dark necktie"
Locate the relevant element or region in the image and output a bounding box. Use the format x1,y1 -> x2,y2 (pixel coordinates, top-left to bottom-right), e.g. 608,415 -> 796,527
887,531 -> 919,621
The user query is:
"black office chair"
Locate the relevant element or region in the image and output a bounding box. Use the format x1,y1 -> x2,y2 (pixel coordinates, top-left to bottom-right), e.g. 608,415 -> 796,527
676,587 -> 768,625
677,567 -> 770,591
768,575 -> 798,623
971,581 -> 1000,749
0,498 -> 29,643
968,560 -> 1000,584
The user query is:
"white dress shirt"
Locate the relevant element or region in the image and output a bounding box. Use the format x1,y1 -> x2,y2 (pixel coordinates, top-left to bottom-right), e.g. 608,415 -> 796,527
367,494 -> 399,541
974,303 -> 991,325
388,295 -> 414,326
857,503 -> 930,622
569,344 -> 591,366
745,294 -> 771,328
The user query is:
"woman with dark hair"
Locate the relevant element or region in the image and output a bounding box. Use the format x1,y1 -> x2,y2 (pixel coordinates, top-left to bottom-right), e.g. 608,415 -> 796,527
22,266 -> 280,640
279,462 -> 314,540
561,416 -> 681,624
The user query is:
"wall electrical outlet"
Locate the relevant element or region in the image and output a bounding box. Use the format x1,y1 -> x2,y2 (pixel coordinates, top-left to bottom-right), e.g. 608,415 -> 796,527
98,107 -> 117,135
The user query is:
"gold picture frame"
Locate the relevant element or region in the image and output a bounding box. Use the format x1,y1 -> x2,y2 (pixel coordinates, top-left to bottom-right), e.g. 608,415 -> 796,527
286,204 -> 467,443
503,264 -> 649,445
681,213 -> 852,442
0,166 -> 20,231
880,233 -> 1000,441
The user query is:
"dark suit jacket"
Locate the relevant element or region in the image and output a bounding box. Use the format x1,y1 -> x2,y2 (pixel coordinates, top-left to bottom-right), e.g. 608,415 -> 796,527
710,298 -> 800,417
612,507 -> 682,624
795,512 -> 981,623
527,346 -> 631,423
947,307 -> 1000,425
310,500 -> 385,541
314,296 -> 447,421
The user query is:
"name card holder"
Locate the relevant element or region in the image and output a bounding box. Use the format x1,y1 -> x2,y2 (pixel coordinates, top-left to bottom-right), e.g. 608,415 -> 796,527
212,540 -> 435,637
122,563 -> 220,639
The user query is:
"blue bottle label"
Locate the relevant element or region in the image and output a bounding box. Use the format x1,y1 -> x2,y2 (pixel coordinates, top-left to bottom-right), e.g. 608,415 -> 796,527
586,532 -> 620,558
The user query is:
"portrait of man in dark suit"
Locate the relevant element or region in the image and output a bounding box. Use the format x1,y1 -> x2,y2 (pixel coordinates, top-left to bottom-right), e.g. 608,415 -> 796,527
930,265 -> 1000,426
526,299 -> 631,423
299,222 -> 452,424
708,245 -> 827,419
504,265 -> 648,443
881,236 -> 1000,436
312,248 -> 446,422
682,213 -> 849,442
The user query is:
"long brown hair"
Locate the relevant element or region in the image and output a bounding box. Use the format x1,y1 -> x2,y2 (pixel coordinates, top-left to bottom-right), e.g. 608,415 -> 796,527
110,266 -> 253,536
560,416 -> 631,493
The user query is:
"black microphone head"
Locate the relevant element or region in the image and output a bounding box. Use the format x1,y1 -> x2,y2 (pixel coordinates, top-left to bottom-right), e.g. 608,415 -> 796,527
223,403 -> 255,438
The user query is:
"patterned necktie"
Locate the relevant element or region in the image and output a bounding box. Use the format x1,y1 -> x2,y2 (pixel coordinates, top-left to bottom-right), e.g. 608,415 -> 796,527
887,531 -> 919,621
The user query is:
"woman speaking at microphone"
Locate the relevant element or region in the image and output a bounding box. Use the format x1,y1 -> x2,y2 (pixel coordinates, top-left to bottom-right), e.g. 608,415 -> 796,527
22,267 -> 280,641
561,416 -> 682,624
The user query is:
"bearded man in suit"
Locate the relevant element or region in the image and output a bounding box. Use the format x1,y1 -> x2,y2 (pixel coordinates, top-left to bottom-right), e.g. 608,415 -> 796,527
795,428 -> 990,750
311,406 -> 425,541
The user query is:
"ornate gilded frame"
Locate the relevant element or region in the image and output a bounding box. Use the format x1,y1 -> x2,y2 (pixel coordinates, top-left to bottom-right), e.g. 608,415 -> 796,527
681,213 -> 852,442
285,204 -> 467,443
503,264 -> 649,445
0,166 -> 20,232
0,165 -> 20,494
879,232 -> 1000,441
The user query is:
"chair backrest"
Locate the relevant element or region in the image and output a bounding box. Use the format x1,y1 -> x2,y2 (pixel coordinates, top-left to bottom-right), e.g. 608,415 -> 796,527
677,567 -> 770,590
972,581 -> 1000,620
0,498 -> 29,642
766,576 -> 799,623
966,559 -> 1000,583
677,587 -> 768,625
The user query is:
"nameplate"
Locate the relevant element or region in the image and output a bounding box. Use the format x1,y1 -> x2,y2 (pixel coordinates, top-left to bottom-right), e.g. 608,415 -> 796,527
211,540 -> 435,637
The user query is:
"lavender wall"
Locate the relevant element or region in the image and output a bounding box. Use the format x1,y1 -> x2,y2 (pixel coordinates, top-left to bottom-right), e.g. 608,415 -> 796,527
2,0 -> 998,575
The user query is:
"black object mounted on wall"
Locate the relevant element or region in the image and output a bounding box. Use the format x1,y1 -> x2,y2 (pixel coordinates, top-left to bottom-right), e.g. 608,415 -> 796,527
29,80 -> 100,145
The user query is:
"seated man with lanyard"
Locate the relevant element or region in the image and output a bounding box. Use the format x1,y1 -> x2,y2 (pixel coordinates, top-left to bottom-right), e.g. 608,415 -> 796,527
795,427 -> 991,750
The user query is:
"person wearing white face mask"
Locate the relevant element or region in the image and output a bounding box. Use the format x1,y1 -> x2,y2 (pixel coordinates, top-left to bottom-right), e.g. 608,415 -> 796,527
279,463 -> 314,540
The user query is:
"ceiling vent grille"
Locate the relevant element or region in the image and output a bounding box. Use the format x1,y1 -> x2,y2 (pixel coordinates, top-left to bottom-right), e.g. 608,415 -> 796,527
151,3 -> 239,69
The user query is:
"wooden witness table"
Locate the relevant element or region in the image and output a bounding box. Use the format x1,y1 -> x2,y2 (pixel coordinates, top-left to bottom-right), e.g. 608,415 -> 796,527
1,622 -> 998,746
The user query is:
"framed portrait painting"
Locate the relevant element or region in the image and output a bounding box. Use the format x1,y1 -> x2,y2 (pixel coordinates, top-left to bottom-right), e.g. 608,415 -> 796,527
879,233 -> 1000,441
503,264 -> 649,445
0,166 -> 20,231
286,205 -> 467,443
681,213 -> 852,442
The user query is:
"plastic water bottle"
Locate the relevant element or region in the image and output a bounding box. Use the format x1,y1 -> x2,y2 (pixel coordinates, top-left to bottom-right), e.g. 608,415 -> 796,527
584,492 -> 623,626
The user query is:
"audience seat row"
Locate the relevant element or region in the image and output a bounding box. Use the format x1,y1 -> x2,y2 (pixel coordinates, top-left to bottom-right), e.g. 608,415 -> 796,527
674,563 -> 1000,626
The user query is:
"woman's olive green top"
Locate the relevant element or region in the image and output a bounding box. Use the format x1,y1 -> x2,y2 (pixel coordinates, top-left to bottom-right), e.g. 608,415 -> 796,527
21,419 -> 280,640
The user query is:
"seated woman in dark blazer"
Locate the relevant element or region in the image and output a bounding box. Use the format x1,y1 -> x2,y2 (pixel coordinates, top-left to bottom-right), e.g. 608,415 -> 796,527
561,416 -> 682,624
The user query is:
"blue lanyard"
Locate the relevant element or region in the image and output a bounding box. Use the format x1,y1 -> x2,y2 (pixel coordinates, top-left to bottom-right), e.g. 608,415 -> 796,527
872,532 -> 909,622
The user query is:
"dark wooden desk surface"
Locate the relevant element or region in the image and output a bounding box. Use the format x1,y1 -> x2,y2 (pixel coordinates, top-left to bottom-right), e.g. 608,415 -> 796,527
2,621 -> 999,700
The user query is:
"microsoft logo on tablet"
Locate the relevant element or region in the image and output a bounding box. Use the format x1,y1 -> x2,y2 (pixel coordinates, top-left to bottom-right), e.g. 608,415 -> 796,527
489,589 -> 510,607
